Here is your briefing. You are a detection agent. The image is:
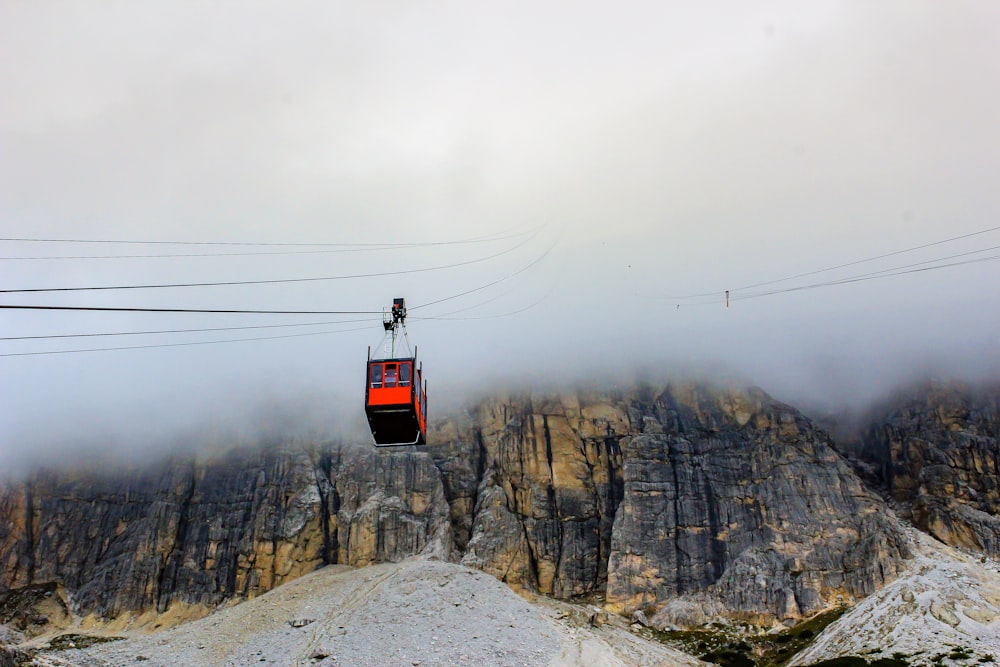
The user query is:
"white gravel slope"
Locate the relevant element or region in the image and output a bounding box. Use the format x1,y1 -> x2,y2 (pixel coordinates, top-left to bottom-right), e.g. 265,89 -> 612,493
791,528 -> 1000,665
61,559 -> 701,667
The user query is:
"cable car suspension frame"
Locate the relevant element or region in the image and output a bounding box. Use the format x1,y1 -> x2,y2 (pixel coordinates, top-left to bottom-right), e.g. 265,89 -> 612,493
364,298 -> 428,447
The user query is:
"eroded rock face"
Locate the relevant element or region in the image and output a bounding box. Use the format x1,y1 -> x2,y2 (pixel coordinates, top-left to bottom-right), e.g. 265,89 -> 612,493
0,444 -> 450,619
853,382 -> 1000,556
437,383 -> 910,625
605,386 -> 908,624
0,380 -> 931,628
452,395 -> 626,598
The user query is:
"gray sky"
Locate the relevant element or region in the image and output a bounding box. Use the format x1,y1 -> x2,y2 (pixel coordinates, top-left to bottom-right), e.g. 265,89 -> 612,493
2,1 -> 999,467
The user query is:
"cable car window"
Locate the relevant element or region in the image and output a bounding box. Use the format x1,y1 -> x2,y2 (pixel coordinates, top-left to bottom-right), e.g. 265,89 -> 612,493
384,364 -> 397,388
399,363 -> 411,386
370,364 -> 382,388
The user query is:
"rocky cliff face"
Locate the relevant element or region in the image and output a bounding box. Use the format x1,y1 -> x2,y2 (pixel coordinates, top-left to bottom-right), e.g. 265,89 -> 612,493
449,394 -> 627,599
434,385 -> 909,625
845,381 -> 1000,556
0,444 -> 450,621
4,380 -> 985,630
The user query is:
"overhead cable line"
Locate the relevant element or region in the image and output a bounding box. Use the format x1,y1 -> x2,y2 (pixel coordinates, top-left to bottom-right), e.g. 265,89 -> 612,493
412,293 -> 550,321
411,286 -> 520,320
676,243 -> 1000,307
0,283 -> 547,340
0,225 -> 532,248
0,244 -> 555,316
773,243 -> 1000,286
0,324 -> 374,358
735,224 -> 1000,292
0,232 -> 538,294
0,269 -> 554,356
670,223 -> 1000,300
0,304 -> 379,315
409,243 -> 553,310
733,253 -> 1000,302
0,229 -> 536,260
0,317 -> 376,341
0,295 -> 553,357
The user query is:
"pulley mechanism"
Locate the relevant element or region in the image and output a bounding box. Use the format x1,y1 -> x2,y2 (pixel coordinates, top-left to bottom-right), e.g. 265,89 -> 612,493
381,298 -> 409,358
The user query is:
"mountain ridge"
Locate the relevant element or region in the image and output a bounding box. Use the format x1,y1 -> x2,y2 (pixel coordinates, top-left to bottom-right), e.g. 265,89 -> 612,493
1,378 -> 998,664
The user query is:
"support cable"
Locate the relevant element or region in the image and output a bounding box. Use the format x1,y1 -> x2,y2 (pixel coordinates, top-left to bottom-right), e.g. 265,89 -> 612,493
0,243 -> 554,316
0,229 -> 536,260
409,243 -> 553,310
0,243 -> 557,355
0,317 -> 375,341
0,224 -> 531,247
0,324 -> 374,357
669,224 -> 1000,300
733,254 -> 1000,302
0,232 -> 538,294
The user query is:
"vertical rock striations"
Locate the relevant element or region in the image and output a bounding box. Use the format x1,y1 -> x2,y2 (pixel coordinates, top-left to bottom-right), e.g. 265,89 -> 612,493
605,385 -> 908,625
451,395 -> 626,598
437,383 -> 909,625
0,380 -> 939,628
852,381 -> 1000,556
0,444 -> 450,620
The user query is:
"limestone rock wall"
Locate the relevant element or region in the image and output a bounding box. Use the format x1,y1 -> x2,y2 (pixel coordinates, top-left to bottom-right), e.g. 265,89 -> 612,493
435,384 -> 911,625
605,386 -> 908,624
0,444 -> 450,619
2,379 -> 976,628
853,382 -> 1000,555
451,395 -> 626,598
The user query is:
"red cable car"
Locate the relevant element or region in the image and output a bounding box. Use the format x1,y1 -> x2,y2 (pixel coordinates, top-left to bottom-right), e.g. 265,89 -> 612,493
365,298 -> 427,446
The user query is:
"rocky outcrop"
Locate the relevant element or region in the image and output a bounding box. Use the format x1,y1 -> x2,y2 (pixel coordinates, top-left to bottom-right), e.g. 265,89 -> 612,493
0,444 -> 450,620
606,385 -> 907,624
788,529 -> 1000,666
434,383 -> 910,625
848,381 -> 1000,556
451,395 -> 626,598
0,582 -> 69,639
0,380 -> 933,628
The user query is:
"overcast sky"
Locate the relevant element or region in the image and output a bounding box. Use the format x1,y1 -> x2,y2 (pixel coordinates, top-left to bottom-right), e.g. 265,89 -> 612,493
2,1 -> 999,467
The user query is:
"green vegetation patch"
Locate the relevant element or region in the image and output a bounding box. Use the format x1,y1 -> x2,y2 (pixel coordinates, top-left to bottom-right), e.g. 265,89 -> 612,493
3,634 -> 124,667
648,607 -> 849,667
801,659 -> 909,667
43,634 -> 124,651
802,658 -> 870,667
702,649 -> 758,667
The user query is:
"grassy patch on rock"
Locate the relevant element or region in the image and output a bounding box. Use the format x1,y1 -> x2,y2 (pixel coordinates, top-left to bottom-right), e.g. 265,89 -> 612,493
647,607 -> 849,667
4,634 -> 125,667
800,659 -> 910,667
43,633 -> 124,651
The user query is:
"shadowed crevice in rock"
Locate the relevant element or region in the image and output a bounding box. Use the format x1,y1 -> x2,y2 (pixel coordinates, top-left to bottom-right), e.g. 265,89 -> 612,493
20,484 -> 36,588
310,450 -> 337,566
155,464 -> 196,613
0,444 -> 451,620
442,383 -> 912,625
666,437 -> 687,595
454,395 -> 629,599
836,381 -> 1000,556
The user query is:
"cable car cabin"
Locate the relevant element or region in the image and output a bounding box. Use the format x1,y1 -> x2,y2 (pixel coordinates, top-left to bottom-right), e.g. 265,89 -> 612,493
365,356 -> 427,446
